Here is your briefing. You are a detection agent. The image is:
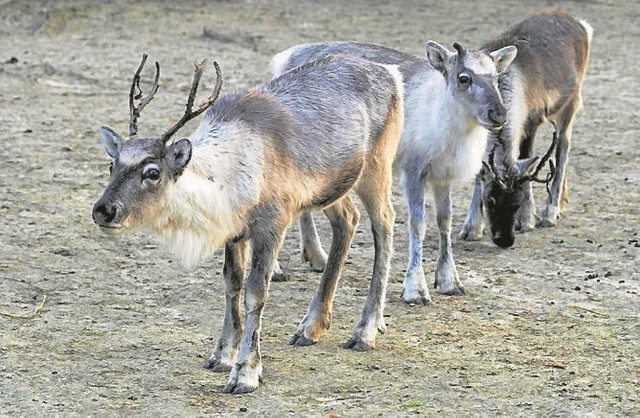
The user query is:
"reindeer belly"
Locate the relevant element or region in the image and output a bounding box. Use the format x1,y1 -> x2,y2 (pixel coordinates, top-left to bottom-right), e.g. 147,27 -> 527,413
305,156 -> 365,210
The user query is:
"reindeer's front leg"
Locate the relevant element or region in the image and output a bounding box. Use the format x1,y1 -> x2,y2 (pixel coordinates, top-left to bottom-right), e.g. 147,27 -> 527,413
291,197 -> 359,346
205,240 -> 248,372
460,176 -> 484,241
432,182 -> 465,295
223,221 -> 286,394
515,179 -> 536,232
401,172 -> 431,305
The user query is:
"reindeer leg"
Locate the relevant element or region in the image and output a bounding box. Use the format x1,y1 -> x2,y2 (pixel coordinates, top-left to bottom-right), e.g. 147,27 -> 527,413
299,212 -> 328,272
291,197 -> 359,346
432,182 -> 465,295
344,164 -> 395,350
516,180 -> 536,232
460,175 -> 484,241
400,170 -> 431,305
204,240 -> 248,372
538,98 -> 579,227
516,119 -> 541,232
271,259 -> 288,282
223,218 -> 286,394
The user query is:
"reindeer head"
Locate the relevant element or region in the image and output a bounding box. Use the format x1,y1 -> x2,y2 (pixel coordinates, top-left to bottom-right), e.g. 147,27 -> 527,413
426,41 -> 517,131
92,55 -> 222,233
480,132 -> 558,248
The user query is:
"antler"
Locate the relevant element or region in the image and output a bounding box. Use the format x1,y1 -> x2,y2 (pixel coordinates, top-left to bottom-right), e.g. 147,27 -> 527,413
129,54 -> 160,138
453,42 -> 465,56
160,59 -> 223,143
518,130 -> 559,185
488,143 -> 508,189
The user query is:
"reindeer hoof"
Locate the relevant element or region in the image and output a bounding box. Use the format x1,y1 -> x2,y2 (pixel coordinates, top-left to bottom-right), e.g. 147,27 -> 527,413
343,337 -> 376,351
222,382 -> 258,395
460,225 -> 482,241
437,285 -> 466,296
203,357 -> 233,373
271,271 -> 290,282
401,288 -> 432,305
289,333 -> 316,347
302,247 -> 328,272
537,217 -> 558,227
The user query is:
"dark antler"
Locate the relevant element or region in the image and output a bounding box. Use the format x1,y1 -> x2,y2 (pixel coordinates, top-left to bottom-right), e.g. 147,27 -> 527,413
129,54 -> 160,138
160,59 -> 223,143
453,42 -> 465,56
488,143 -> 507,189
518,130 -> 559,185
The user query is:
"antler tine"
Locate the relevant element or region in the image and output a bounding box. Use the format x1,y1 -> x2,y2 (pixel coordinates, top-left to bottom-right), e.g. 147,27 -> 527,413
519,130 -> 559,185
128,54 -> 161,138
488,143 -> 507,189
161,59 -> 223,143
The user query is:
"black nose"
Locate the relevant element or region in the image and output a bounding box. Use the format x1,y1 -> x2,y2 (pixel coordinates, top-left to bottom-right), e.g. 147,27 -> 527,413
492,231 -> 514,249
488,106 -> 507,126
93,201 -> 117,225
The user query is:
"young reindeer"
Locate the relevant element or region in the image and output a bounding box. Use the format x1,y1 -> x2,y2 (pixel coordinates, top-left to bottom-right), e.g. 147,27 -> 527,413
92,54 -> 404,393
460,11 -> 593,247
271,40 -> 517,304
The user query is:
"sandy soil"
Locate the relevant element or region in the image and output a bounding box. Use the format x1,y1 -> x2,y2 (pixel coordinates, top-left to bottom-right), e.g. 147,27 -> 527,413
0,0 -> 638,416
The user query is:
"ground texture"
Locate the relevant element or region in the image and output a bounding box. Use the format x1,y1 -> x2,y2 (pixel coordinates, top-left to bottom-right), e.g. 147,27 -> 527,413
0,0 -> 638,416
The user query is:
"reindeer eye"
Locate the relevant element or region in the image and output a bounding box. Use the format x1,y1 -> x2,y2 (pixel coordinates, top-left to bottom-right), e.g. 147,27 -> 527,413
458,73 -> 471,85
143,166 -> 160,181
108,162 -> 113,174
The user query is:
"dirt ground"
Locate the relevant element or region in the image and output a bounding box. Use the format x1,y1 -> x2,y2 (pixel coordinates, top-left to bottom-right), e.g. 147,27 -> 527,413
0,0 -> 638,416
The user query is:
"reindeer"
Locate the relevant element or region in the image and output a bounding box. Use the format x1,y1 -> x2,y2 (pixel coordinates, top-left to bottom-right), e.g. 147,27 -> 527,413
271,40 -> 517,304
92,54 -> 404,393
459,11 -> 593,247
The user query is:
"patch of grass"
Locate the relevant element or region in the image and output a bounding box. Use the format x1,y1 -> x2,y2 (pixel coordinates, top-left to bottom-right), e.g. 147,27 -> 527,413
401,399 -> 424,409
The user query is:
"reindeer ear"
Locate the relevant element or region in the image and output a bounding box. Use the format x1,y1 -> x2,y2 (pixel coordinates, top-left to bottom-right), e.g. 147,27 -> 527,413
490,45 -> 517,73
426,41 -> 454,74
169,139 -> 192,173
515,156 -> 539,177
99,126 -> 123,158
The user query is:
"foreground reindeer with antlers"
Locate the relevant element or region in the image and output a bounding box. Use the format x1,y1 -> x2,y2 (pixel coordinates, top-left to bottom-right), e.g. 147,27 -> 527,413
92,54 -> 403,393
460,11 -> 593,247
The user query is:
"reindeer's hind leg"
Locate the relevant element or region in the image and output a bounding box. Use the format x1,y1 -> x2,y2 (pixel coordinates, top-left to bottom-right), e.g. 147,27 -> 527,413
538,95 -> 581,227
345,163 -> 395,351
460,176 -> 484,241
345,100 -> 400,350
290,197 -> 359,346
299,212 -> 328,271
205,240 -> 248,372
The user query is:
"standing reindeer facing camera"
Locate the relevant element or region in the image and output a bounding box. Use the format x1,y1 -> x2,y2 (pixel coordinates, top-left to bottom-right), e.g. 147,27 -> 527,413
92,54 -> 404,393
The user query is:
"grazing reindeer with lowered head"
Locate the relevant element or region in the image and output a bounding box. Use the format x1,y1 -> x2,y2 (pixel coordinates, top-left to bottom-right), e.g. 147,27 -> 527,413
92,54 -> 404,393
460,11 -> 593,247
271,39 -> 517,304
